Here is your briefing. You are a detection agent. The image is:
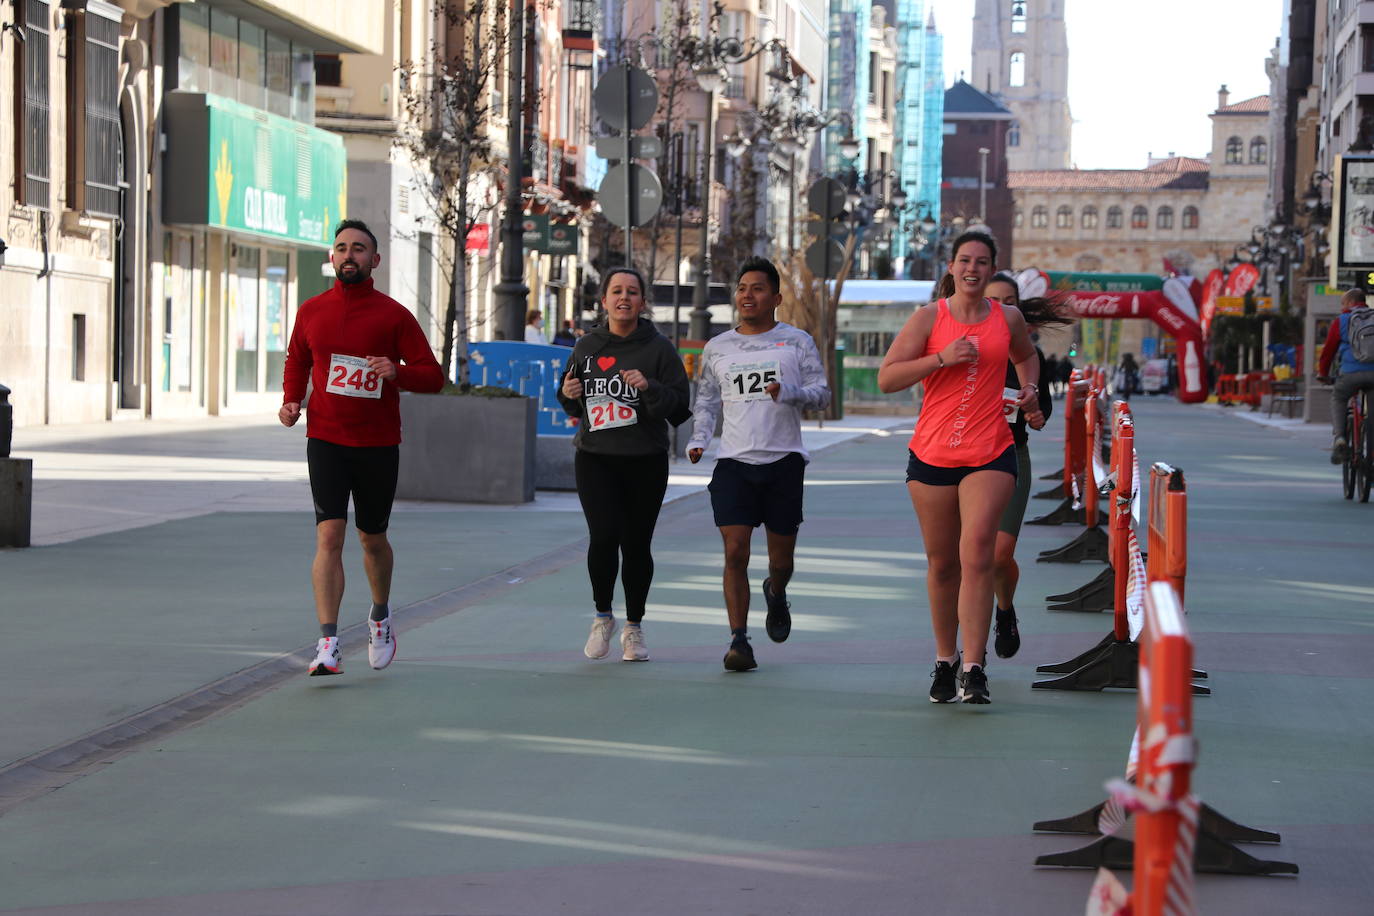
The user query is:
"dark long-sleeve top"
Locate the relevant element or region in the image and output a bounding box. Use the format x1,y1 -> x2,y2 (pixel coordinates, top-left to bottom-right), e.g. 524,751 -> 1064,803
1004,347 -> 1054,446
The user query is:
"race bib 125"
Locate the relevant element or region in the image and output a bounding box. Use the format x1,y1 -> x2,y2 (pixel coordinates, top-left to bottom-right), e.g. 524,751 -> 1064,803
723,359 -> 780,402
326,354 -> 382,399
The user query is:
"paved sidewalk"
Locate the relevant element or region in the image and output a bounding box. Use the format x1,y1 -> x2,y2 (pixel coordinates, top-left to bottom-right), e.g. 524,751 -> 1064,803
1,400 -> 1370,914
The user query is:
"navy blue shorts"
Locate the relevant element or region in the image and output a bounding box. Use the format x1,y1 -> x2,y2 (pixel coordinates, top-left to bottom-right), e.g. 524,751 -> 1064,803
905,445 -> 1018,486
708,453 -> 805,535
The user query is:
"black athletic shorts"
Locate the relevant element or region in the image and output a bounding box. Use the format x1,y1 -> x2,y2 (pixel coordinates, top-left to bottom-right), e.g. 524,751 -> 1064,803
905,444 -> 1018,487
708,452 -> 806,535
307,438 -> 400,533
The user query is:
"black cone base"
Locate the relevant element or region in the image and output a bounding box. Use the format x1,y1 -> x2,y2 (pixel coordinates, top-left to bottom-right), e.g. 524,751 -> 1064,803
1038,526 -> 1109,564
1033,483 -> 1068,500
1036,828 -> 1298,875
1046,567 -> 1114,611
1026,497 -> 1080,526
1040,466 -> 1065,480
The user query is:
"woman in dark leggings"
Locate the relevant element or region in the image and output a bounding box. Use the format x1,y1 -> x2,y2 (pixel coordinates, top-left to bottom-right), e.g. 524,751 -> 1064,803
557,267 -> 691,662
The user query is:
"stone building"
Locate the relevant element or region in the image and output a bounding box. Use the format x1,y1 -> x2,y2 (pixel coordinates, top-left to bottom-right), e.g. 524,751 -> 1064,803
1009,90 -> 1271,279
970,0 -> 1070,171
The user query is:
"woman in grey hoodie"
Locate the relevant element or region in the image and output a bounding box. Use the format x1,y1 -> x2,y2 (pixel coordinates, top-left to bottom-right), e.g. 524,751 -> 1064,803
557,267 -> 691,663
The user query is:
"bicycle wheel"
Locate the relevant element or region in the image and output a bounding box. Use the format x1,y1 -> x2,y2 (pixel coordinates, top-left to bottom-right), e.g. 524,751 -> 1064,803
1343,406 -> 1356,500
1360,395 -> 1372,503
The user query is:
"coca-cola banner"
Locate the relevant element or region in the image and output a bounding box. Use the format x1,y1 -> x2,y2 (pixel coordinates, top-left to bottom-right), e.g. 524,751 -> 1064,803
1336,154 -> 1374,269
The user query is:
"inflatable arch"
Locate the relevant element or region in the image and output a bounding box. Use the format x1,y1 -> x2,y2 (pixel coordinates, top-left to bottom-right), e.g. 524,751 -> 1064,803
1016,270 -> 1209,404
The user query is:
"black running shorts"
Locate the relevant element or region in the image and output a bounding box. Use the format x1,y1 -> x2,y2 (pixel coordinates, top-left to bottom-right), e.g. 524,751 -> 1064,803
708,452 -> 805,535
306,438 -> 400,533
905,444 -> 1018,487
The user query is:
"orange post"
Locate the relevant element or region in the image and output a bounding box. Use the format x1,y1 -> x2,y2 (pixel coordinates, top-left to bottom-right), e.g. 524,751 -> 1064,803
1064,369 -> 1086,500
1110,404 -> 1134,643
1147,463 -> 1188,603
1132,581 -> 1198,915
1083,383 -> 1101,528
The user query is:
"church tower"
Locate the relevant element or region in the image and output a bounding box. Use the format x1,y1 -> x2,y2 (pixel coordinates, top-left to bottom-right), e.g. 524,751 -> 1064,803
970,0 -> 1071,170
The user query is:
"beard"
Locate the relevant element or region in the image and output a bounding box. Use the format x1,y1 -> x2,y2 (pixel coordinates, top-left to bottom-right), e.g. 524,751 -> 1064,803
335,261 -> 369,285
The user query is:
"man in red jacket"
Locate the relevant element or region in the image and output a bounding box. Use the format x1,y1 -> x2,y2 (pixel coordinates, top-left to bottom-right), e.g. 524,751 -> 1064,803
279,220 -> 445,676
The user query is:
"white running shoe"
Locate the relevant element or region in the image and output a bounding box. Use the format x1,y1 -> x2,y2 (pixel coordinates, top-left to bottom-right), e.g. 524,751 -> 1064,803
368,616 -> 397,670
621,624 -> 650,661
309,636 -> 342,676
584,615 -> 617,659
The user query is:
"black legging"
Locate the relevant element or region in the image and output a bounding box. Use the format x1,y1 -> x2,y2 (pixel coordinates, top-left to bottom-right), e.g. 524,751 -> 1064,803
574,450 -> 670,622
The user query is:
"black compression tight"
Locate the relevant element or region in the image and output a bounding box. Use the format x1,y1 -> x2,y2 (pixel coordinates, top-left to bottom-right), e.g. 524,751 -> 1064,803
574,450 -> 670,623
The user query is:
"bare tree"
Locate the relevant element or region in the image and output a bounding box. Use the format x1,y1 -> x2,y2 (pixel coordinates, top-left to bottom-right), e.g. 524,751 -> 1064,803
395,0 -> 508,385
774,233 -> 858,421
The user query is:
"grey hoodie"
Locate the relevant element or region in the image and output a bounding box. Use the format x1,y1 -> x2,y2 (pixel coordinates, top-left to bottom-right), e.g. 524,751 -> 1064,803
556,318 -> 692,456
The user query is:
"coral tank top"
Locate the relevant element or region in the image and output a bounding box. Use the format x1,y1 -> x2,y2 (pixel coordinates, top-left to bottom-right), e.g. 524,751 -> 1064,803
908,298 -> 1014,468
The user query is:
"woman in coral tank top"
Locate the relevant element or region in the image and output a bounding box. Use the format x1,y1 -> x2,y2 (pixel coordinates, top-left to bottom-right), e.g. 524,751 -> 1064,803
877,231 -> 1040,705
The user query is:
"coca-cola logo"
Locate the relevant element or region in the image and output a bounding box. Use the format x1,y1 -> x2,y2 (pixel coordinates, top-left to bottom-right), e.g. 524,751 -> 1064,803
1067,294 -> 1126,317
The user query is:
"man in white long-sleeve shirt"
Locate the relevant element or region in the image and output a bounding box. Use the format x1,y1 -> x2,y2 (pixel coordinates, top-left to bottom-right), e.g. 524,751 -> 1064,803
688,256 -> 831,671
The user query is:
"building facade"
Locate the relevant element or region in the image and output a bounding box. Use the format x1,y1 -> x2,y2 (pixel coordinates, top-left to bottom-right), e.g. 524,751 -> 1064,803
970,0 -> 1070,171
940,79 -> 1014,275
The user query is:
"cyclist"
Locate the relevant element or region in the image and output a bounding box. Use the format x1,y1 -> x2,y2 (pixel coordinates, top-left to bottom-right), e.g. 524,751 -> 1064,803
1316,289 -> 1374,463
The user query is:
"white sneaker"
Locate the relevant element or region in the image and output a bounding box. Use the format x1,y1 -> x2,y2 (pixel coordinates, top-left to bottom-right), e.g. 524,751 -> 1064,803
621,624 -> 650,661
368,616 -> 397,670
309,636 -> 342,676
584,615 -> 617,659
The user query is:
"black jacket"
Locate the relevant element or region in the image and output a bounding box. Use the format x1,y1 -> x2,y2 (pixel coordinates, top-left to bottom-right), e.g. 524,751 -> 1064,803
1004,347 -> 1054,447
557,318 -> 691,455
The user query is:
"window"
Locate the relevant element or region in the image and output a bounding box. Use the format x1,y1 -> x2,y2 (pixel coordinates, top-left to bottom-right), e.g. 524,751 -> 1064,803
1014,208 -> 1024,228
265,34 -> 292,117
210,8 -> 239,98
238,19 -> 266,109
314,54 -> 342,88
175,2 -> 211,91
1056,205 -> 1073,228
1131,205 -> 1148,229
1009,52 -> 1025,87
1182,206 -> 1199,229
66,2 -> 123,217
1225,136 -> 1242,164
1008,120 -> 1020,147
869,52 -> 878,104
1249,136 -> 1267,164
16,0 -> 51,208
1107,206 -> 1123,228
1082,206 -> 1098,229
1031,205 -> 1048,228
1157,206 -> 1174,229
1011,1 -> 1027,33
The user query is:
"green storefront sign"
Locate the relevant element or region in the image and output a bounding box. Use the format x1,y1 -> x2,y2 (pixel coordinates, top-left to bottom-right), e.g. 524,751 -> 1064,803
164,92 -> 347,248
1045,272 -> 1163,292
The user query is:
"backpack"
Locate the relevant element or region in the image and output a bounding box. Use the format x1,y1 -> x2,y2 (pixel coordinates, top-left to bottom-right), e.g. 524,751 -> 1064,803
1349,308 -> 1374,363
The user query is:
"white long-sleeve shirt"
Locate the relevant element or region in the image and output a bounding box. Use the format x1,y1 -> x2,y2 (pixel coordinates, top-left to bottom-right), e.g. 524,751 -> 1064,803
688,322 -> 831,464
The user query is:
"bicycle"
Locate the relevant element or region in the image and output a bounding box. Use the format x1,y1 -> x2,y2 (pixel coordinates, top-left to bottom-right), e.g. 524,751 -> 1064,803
1339,385 -> 1372,502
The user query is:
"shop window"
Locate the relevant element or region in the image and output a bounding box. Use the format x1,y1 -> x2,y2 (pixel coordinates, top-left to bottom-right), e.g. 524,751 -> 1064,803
1082,206 -> 1098,229
1249,136 -> 1267,164
16,0 -> 51,209
66,1 -> 122,217
1107,206 -> 1123,228
1157,206 -> 1173,229
1182,206 -> 1199,229
1225,136 -> 1242,164
1056,205 -> 1073,228
1031,205 -> 1048,228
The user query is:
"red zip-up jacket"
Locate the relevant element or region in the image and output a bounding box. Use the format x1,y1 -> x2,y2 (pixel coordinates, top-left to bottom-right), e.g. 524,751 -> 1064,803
282,278 -> 445,447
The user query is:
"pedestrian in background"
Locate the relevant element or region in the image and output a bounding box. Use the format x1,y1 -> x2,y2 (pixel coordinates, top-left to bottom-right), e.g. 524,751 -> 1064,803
524,309 -> 549,345
688,256 -> 831,672
552,319 -> 577,347
984,273 -> 1070,661
877,231 -> 1039,705
279,219 -> 445,677
558,267 -> 691,662
1044,353 -> 1061,397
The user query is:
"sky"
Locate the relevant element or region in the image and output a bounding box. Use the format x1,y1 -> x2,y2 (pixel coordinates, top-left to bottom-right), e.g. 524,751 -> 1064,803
929,0 -> 1285,169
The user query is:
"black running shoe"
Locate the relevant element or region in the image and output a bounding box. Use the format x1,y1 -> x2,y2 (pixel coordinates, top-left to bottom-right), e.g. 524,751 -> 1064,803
762,578 -> 792,643
929,660 -> 958,703
959,666 -> 991,705
994,607 -> 1021,659
723,635 -> 758,672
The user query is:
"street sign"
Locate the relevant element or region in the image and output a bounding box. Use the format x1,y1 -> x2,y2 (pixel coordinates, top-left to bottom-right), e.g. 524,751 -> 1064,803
1215,295 -> 1275,316
547,221 -> 578,255
592,64 -> 659,132
521,213 -> 549,250
598,163 -> 663,228
593,134 -> 664,160
806,177 -> 847,223
805,238 -> 845,278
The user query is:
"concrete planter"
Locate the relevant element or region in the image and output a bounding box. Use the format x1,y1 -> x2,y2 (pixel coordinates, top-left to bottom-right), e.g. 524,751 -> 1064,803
397,392 -> 536,503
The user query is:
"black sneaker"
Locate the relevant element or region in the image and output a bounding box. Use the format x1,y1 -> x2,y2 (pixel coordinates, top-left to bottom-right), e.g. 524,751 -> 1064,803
762,578 -> 792,643
723,635 -> 758,672
994,607 -> 1021,659
929,660 -> 958,703
959,666 -> 991,705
